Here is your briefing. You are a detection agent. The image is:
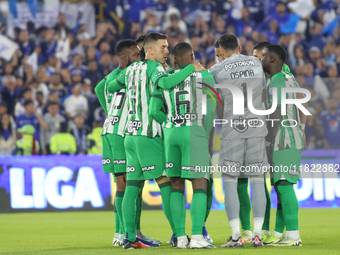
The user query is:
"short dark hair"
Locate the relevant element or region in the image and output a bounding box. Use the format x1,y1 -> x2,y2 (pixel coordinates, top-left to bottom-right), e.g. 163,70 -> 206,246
24,99 -> 33,106
60,122 -> 68,133
36,91 -> 43,96
136,34 -> 147,44
174,42 -> 193,58
143,32 -> 167,50
266,44 -> 287,63
276,1 -> 285,7
48,102 -> 59,107
219,34 -> 239,51
214,39 -> 220,48
253,41 -> 273,52
22,88 -> 31,96
115,39 -> 138,56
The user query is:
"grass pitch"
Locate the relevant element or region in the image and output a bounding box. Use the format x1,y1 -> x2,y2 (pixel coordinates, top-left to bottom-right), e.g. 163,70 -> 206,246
0,209 -> 339,254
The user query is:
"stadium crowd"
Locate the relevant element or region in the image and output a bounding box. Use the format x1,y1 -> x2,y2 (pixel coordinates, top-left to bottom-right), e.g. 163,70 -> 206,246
0,0 -> 340,155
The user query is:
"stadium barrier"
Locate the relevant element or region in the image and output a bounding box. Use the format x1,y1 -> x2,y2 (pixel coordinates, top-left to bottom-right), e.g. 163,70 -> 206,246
0,150 -> 339,212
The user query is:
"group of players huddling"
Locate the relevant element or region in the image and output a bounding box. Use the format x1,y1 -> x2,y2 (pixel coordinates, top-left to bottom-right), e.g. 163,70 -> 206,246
95,32 -> 306,249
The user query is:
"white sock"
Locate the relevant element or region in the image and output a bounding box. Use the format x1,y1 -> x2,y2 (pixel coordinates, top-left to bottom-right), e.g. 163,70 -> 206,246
114,233 -> 120,238
119,234 -> 124,240
286,230 -> 299,240
229,218 -> 241,240
261,230 -> 270,235
136,229 -> 142,236
243,230 -> 252,236
253,217 -> 264,237
273,231 -> 283,238
192,234 -> 204,241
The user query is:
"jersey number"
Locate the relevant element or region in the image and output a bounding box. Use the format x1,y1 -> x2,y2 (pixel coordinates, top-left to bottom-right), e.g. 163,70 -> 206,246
113,92 -> 125,110
241,83 -> 248,111
129,85 -> 137,114
175,91 -> 190,115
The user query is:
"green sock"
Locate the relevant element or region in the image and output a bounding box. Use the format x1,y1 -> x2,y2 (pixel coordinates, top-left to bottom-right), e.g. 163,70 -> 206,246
191,189 -> 207,235
274,203 -> 285,233
135,182 -> 144,231
262,178 -> 271,231
114,205 -> 120,234
170,189 -> 186,237
115,191 -> 125,234
204,179 -> 213,222
237,178 -> 251,231
276,181 -> 299,231
122,180 -> 142,242
159,181 -> 176,234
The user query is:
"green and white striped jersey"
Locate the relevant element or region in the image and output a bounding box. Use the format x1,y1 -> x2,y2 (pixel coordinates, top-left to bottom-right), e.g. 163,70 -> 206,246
116,59 -> 166,137
267,71 -> 304,151
102,68 -> 129,137
156,66 -> 215,128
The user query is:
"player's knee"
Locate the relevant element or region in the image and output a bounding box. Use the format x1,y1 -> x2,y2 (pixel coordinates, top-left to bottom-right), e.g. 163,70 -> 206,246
192,178 -> 207,190
170,177 -> 185,190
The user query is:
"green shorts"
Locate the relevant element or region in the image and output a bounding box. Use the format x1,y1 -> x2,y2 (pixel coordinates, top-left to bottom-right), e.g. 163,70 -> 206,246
124,135 -> 165,181
164,126 -> 210,180
271,149 -> 302,185
102,133 -> 126,175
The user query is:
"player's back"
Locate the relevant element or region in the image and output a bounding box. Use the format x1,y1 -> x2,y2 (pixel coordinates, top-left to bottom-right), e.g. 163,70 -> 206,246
124,59 -> 163,137
162,67 -> 215,128
210,54 -> 267,139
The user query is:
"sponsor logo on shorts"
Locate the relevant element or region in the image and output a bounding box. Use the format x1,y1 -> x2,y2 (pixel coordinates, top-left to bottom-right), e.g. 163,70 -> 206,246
142,165 -> 155,171
182,166 -> 201,171
166,162 -> 174,168
223,160 -> 241,168
102,158 -> 111,165
114,160 -> 126,165
127,120 -> 142,132
126,166 -> 135,172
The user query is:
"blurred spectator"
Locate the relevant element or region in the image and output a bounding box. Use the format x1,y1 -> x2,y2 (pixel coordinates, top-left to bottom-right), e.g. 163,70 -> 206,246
308,21 -> 326,51
291,45 -> 307,69
0,113 -> 16,155
46,55 -> 60,76
305,112 -> 324,150
50,122 -> 77,155
84,60 -> 102,89
163,8 -> 188,36
1,63 -> 15,86
40,28 -> 57,63
319,97 -> 340,149
228,7 -> 255,37
14,88 -> 40,117
191,36 -> 206,66
305,87 -> 326,115
143,14 -> 162,34
69,54 -> 88,76
325,65 -> 338,91
1,76 -> 20,115
12,125 -> 40,155
36,91 -> 45,114
64,83 -> 88,120
41,102 -> 67,155
16,100 -> 47,141
54,13 -> 72,40
315,57 -> 328,78
48,73 -> 68,99
267,1 -> 290,27
70,114 -> 91,154
43,91 -> 66,116
19,30 -> 35,57
29,78 -> 49,104
308,46 -> 321,67
99,52 -> 114,76
197,0 -> 217,28
87,120 -> 103,155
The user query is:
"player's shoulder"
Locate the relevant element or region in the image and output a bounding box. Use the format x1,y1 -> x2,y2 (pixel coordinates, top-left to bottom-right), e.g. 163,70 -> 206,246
209,61 -> 224,76
269,71 -> 286,88
199,69 -> 214,79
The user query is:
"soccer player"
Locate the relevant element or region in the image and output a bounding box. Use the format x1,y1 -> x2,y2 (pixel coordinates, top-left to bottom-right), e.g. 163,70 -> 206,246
210,33 -> 267,248
150,42 -> 217,249
107,32 -> 205,249
95,39 -> 141,246
214,38 -> 252,243
261,44 -> 303,246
